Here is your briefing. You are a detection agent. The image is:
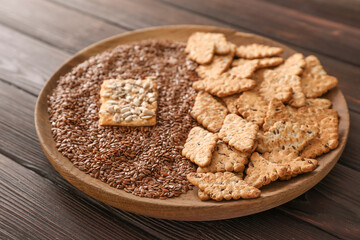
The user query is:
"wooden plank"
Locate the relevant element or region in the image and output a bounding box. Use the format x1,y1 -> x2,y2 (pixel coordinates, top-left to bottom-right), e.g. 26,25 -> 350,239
279,164 -> 360,239
269,0 -> 360,28
0,154 -> 154,240
0,0 -> 125,53
0,81 -> 356,239
159,0 -> 360,65
44,0 -> 360,113
0,24 -> 70,95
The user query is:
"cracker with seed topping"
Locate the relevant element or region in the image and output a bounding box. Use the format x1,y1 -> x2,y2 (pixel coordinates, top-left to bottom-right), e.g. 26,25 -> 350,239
182,127 -> 218,167
264,150 -> 318,181
191,92 -> 228,132
99,78 -> 157,126
227,59 -> 259,78
305,98 -> 332,109
245,152 -> 289,188
187,172 -> 261,201
235,43 -> 283,59
301,55 -> 338,98
197,140 -> 249,173
218,114 -> 259,152
274,53 -> 306,76
192,74 -> 256,97
256,121 -> 318,153
221,94 -> 241,114
237,91 -> 268,126
263,99 -> 297,131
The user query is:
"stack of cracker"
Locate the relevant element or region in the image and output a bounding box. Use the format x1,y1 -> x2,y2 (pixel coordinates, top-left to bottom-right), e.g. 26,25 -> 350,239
183,32 -> 339,201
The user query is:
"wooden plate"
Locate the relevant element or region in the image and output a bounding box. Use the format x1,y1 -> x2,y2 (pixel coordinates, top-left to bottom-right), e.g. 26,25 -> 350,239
35,25 -> 350,221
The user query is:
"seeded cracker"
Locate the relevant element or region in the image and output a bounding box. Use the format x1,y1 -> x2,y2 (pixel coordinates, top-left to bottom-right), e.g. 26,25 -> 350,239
235,43 -> 283,59
259,70 -> 306,107
192,74 -> 256,97
187,172 -> 261,201
191,92 -> 228,132
305,98 -> 332,109
182,127 -> 218,167
245,152 -> 289,188
237,91 -> 268,126
195,44 -> 235,79
256,121 -> 318,153
197,140 -> 249,173
301,116 -> 339,158
301,55 -> 338,98
218,114 -> 259,152
99,78 -> 157,126
262,99 -> 297,131
222,94 -> 241,114
232,57 -> 284,69
228,59 -> 259,78
185,32 -> 215,64
274,53 -> 306,76
208,33 -> 232,55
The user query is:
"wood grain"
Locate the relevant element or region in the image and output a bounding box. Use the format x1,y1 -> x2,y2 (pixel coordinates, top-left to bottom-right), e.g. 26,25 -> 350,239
35,26 -> 350,221
159,0 -> 360,65
0,0 -> 124,53
0,154 -> 154,240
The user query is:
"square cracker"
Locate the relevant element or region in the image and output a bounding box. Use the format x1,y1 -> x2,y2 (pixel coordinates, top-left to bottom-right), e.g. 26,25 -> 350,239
99,78 -> 157,126
259,70 -> 305,107
197,140 -> 249,173
195,44 -> 235,79
301,55 -> 338,98
218,114 -> 259,152
182,127 -> 218,167
191,92 -> 228,132
256,120 -> 318,153
187,172 -> 261,201
235,43 -> 283,59
185,32 -> 215,65
236,91 -> 268,126
192,74 -> 256,97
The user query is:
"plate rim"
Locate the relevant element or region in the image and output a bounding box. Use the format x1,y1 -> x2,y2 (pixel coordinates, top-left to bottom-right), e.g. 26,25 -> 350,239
35,25 -> 350,221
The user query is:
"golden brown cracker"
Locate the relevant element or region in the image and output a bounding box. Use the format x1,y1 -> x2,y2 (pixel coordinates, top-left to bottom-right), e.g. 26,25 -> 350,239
301,55 -> 338,98
305,98 -> 332,109
262,150 -> 318,181
185,32 -> 215,65
195,50 -> 235,79
191,92 -> 228,132
301,116 -> 339,158
274,53 -> 306,76
245,152 -> 289,188
192,75 -> 256,97
187,172 -> 261,201
259,70 -> 305,107
197,140 -> 249,173
262,98 -> 297,131
209,33 -> 232,55
182,127 -> 218,167
236,91 -> 268,126
218,114 -> 259,152
228,59 -> 259,78
232,57 -> 284,69
256,121 -> 318,153
235,43 -> 283,59
222,94 -> 241,114
99,78 -> 157,126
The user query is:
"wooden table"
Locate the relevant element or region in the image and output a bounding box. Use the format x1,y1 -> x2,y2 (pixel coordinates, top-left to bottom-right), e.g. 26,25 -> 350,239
0,0 -> 359,239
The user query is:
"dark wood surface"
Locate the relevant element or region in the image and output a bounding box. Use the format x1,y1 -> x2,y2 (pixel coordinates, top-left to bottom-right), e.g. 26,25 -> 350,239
0,0 -> 359,239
